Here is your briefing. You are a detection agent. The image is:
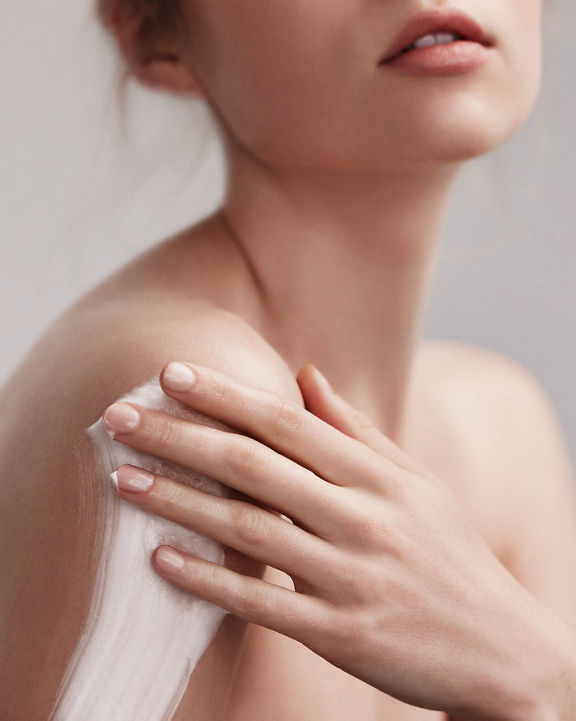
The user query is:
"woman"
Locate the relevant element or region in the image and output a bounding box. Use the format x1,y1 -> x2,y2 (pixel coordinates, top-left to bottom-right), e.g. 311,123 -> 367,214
1,0 -> 575,719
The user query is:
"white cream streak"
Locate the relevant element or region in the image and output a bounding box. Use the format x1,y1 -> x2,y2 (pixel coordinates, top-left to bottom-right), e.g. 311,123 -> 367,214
48,377 -> 231,721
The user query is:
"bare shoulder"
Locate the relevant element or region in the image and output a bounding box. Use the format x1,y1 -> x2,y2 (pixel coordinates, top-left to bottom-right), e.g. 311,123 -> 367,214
416,338 -> 574,496
418,338 -> 550,396
0,296 -> 302,719
4,295 -> 302,423
0,293 -> 304,565
416,339 -> 564,433
417,340 -> 576,635
1,294 -> 304,476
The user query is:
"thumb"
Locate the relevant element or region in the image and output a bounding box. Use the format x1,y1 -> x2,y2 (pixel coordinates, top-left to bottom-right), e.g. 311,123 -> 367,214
297,364 -> 376,441
297,364 -> 434,476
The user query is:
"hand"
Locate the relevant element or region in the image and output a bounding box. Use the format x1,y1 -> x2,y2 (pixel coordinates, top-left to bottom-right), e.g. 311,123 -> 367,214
102,362 -> 559,721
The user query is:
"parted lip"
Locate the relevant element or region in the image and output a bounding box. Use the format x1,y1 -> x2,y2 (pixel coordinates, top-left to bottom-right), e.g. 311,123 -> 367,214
379,9 -> 494,64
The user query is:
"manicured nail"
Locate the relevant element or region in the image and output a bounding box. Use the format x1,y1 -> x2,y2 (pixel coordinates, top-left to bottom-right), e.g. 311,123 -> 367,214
163,362 -> 197,392
111,466 -> 154,493
103,402 -> 141,438
156,547 -> 185,572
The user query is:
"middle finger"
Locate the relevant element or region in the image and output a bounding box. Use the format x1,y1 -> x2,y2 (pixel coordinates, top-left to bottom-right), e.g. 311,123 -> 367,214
102,403 -> 344,539
159,364 -> 400,492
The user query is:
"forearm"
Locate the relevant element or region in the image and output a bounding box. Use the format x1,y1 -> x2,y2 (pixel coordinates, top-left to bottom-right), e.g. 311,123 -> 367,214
518,612 -> 576,721
455,587 -> 576,721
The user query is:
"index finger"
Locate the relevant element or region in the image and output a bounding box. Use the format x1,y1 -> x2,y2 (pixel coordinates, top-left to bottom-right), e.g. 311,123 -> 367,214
159,362 -> 400,491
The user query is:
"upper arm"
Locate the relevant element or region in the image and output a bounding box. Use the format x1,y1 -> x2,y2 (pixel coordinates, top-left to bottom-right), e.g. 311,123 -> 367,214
442,344 -> 576,638
490,358 -> 576,637
0,303 -> 303,720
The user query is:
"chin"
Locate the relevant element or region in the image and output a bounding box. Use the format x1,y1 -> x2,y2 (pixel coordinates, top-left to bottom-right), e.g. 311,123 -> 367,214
414,122 -> 516,164
398,89 -> 540,165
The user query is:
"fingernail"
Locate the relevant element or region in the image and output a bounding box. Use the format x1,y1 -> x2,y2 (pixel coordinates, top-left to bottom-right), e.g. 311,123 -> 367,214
103,402 -> 141,438
156,547 -> 185,572
111,466 -> 154,493
163,362 -> 197,392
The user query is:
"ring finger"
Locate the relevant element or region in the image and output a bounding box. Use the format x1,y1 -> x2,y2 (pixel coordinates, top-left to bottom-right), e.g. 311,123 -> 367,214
103,404 -> 345,539
112,464 -> 339,587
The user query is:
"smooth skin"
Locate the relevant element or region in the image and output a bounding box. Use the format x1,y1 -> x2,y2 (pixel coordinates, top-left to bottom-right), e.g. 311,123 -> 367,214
114,0 -> 543,441
93,1 -> 574,716
2,0 -> 575,718
102,362 -> 576,720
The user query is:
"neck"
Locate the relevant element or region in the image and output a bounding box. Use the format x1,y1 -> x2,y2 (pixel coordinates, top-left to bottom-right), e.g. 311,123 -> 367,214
215,144 -> 461,443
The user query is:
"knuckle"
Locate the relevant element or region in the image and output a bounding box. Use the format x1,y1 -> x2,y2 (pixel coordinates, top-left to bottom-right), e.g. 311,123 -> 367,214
383,472 -> 409,505
201,372 -> 227,403
271,398 -> 304,432
352,408 -> 374,431
311,603 -> 339,645
336,561 -> 370,601
147,415 -> 178,449
362,456 -> 407,503
226,438 -> 267,475
230,503 -> 269,546
197,559 -> 220,589
343,507 -> 389,548
336,610 -> 376,663
338,611 -> 366,645
235,582 -> 273,620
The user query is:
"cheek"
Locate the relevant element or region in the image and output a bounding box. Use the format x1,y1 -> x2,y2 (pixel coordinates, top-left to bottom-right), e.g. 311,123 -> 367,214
190,6 -> 357,168
217,63 -> 356,168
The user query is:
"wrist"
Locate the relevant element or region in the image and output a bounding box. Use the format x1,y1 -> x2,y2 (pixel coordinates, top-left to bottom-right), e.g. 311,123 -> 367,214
453,582 -> 576,721
539,625 -> 576,721
494,603 -> 576,721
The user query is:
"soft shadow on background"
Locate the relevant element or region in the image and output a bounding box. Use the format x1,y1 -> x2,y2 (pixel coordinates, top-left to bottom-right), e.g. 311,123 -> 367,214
1,1 -> 575,467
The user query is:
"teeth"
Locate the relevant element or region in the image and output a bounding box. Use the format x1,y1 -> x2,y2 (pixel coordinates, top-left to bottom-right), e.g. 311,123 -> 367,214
406,32 -> 461,51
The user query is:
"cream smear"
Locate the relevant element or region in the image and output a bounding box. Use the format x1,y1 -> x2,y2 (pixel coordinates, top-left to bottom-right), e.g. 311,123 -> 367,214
48,377 -> 231,721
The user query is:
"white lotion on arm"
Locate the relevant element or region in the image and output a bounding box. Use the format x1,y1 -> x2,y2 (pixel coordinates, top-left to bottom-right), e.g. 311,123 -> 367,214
48,377 -> 231,721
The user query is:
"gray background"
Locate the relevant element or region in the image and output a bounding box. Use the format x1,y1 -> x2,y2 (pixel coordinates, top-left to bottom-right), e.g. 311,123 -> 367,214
1,2 -> 575,467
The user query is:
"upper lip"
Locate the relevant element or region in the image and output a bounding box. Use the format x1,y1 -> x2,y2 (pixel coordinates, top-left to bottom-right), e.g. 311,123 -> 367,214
380,9 -> 494,64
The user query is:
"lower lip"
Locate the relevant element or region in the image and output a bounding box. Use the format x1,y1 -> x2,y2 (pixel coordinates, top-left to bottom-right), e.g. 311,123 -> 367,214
382,40 -> 492,76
